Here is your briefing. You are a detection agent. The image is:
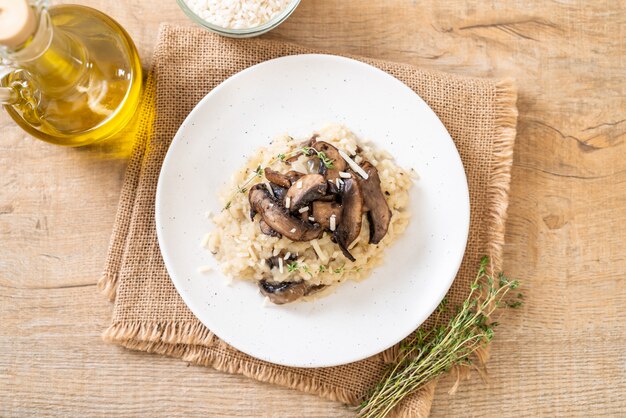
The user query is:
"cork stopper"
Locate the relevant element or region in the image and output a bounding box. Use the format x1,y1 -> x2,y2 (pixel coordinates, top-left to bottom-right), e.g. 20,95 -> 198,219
0,0 -> 37,49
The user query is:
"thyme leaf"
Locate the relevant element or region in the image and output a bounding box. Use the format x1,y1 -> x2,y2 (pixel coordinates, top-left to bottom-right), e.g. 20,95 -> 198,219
302,146 -> 335,169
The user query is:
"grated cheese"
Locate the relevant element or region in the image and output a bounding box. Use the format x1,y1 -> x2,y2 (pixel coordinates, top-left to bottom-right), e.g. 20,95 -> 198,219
285,196 -> 291,209
296,181 -> 303,189
278,257 -> 284,273
311,239 -> 329,263
338,171 -> 351,178
290,227 -> 296,233
284,252 -> 291,260
339,150 -> 369,179
329,214 -> 336,231
308,216 -> 315,222
264,181 -> 275,197
298,206 -> 309,213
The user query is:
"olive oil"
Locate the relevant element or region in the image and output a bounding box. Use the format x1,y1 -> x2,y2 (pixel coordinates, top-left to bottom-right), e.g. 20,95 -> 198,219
0,3 -> 142,146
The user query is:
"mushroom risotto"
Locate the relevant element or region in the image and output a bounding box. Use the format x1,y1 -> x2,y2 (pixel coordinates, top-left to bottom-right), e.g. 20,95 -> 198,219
205,124 -> 414,304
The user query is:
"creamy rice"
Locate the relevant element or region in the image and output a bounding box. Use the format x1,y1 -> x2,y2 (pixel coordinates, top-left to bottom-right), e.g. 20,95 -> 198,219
205,124 -> 414,293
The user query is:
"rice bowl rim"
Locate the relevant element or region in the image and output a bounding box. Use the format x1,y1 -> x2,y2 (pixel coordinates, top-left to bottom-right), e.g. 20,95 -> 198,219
176,0 -> 301,38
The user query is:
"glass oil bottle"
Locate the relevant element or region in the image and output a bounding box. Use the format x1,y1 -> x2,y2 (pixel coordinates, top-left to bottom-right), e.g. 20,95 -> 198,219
0,0 -> 142,146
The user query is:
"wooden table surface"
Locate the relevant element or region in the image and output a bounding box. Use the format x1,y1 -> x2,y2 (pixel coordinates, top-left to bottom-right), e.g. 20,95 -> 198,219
2,0 -> 625,416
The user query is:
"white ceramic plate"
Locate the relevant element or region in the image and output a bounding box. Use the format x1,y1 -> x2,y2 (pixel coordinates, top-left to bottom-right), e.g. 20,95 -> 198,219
156,54 -> 469,368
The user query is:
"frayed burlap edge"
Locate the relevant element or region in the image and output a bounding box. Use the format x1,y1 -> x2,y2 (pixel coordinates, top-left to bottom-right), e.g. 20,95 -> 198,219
485,79 -> 518,274
444,79 -> 518,396
103,320 -> 218,347
99,53 -> 518,417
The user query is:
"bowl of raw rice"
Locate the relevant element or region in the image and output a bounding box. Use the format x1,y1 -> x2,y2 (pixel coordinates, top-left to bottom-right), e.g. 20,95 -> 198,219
176,0 -> 300,38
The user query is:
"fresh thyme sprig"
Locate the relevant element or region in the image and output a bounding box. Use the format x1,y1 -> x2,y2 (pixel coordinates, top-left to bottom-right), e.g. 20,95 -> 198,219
357,256 -> 522,418
284,262 -> 362,276
332,264 -> 362,274
301,146 -> 335,169
222,145 -> 336,211
222,164 -> 264,211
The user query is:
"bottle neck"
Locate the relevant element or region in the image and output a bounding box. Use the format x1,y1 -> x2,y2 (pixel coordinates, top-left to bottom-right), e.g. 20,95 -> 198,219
2,5 -> 87,96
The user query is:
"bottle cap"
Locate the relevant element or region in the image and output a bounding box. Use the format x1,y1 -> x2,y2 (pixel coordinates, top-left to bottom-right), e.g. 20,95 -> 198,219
0,0 -> 37,49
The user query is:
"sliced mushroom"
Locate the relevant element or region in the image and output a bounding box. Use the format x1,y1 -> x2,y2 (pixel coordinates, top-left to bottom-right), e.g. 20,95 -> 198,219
264,167 -> 291,188
284,154 -> 300,164
333,178 -> 363,261
249,185 -> 323,241
285,170 -> 303,185
259,279 -> 326,304
316,194 -> 336,202
284,174 -> 327,211
264,168 -> 303,188
259,219 -> 281,238
312,201 -> 343,231
298,209 -> 310,221
327,179 -> 343,195
313,141 -> 347,182
305,284 -> 326,296
312,141 -> 347,172
270,183 -> 288,201
357,161 -> 392,244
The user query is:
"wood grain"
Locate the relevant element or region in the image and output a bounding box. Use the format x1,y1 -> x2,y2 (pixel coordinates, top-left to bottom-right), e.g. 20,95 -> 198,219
1,0 -> 625,416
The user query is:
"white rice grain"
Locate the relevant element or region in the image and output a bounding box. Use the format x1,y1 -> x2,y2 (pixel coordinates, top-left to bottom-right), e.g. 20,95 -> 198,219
248,247 -> 259,262
197,265 -> 212,274
200,233 -> 211,248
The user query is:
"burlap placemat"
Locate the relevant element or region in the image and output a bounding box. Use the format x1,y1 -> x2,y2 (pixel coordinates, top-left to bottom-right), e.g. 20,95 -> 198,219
99,24 -> 517,417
